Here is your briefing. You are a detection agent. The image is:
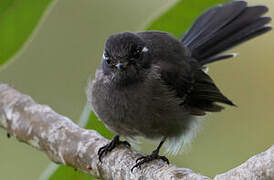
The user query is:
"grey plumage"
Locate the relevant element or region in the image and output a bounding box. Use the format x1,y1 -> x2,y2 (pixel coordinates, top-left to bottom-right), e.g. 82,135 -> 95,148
87,1 -> 272,158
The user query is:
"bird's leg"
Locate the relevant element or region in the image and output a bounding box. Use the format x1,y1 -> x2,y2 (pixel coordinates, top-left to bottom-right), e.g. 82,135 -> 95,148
98,135 -> 130,162
131,137 -> 169,172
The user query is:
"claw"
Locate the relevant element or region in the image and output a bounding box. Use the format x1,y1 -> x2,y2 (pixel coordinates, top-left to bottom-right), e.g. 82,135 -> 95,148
131,163 -> 141,172
131,137 -> 168,172
98,144 -> 113,162
123,141 -> 131,148
159,156 -> 169,164
136,156 -> 145,163
97,135 -> 130,162
131,153 -> 169,172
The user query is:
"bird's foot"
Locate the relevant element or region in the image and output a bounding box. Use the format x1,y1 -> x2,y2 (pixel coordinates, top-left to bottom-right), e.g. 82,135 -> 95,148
131,149 -> 169,172
98,135 -> 130,162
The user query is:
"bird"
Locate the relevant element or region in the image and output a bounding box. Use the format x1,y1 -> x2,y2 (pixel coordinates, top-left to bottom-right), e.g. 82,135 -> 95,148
86,0 -> 272,171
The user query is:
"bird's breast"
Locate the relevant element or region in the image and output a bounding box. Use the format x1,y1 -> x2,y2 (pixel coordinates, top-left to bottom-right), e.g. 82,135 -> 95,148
89,70 -> 151,136
88,69 -> 192,139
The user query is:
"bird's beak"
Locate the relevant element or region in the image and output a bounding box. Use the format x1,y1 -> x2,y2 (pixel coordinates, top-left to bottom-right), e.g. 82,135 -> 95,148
115,62 -> 128,70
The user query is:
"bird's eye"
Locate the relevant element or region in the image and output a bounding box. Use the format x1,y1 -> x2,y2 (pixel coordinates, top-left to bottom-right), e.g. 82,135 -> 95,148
106,58 -> 111,64
131,47 -> 142,59
131,46 -> 148,60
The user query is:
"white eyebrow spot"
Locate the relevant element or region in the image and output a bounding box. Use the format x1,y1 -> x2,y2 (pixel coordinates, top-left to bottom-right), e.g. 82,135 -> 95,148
102,51 -> 109,59
142,46 -> 149,53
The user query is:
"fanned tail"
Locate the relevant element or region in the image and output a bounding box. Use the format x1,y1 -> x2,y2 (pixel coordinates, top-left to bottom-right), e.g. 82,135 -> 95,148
182,1 -> 271,113
181,1 -> 272,65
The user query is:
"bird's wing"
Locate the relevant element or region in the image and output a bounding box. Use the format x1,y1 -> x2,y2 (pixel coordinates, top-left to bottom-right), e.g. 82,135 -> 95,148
186,69 -> 235,113
156,60 -> 193,100
158,61 -> 234,115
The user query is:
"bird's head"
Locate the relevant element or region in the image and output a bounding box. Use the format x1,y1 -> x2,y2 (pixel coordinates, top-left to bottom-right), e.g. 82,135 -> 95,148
101,32 -> 150,85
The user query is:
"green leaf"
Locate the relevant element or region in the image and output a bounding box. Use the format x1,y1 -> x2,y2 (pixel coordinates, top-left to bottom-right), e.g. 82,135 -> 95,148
41,0 -> 231,179
77,103 -> 114,140
85,111 -> 114,140
47,165 -> 96,180
0,0 -> 53,66
146,0 -> 229,38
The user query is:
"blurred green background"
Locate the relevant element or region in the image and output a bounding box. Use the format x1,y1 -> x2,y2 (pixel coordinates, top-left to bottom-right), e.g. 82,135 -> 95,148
0,0 -> 273,179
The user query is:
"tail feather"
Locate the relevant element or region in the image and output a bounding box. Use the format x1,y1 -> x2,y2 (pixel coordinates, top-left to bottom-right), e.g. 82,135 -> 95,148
181,1 -> 272,64
181,5 -> 220,45
192,5 -> 269,51
182,1 -> 272,113
201,17 -> 272,59
185,1 -> 247,48
201,53 -> 237,65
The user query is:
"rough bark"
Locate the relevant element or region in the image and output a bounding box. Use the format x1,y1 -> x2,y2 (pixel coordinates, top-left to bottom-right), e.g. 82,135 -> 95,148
0,84 -> 273,180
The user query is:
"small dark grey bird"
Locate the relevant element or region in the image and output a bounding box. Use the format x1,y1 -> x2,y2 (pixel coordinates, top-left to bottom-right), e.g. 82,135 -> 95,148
86,1 -> 272,171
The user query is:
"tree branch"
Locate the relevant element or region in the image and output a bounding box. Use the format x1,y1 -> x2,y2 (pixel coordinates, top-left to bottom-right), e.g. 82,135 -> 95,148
0,83 -> 273,180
